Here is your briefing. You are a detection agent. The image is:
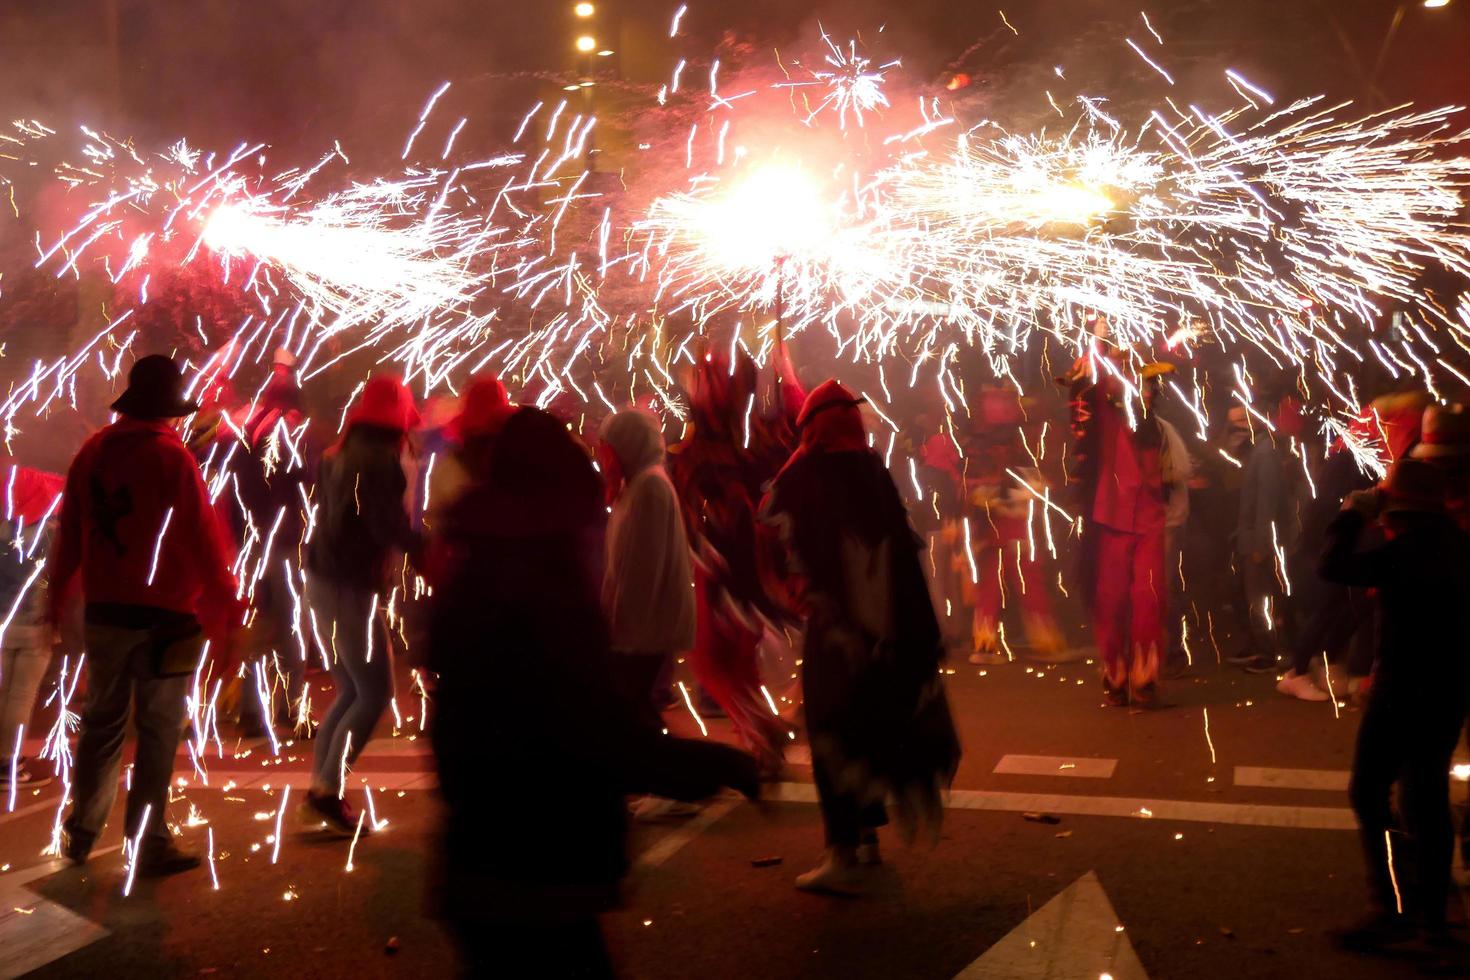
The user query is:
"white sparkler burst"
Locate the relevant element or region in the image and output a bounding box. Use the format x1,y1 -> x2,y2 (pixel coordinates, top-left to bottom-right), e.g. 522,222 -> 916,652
780,31 -> 898,130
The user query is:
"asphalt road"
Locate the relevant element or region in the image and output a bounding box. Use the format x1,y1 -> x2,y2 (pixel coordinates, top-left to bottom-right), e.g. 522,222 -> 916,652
2,651 -> 1467,979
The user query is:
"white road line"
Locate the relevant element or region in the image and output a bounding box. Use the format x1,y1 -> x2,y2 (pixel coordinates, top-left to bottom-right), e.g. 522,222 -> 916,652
767,783 -> 1357,831
1233,766 -> 1349,792
0,851 -> 118,980
993,755 -> 1118,779
954,871 -> 1148,979
634,798 -> 742,871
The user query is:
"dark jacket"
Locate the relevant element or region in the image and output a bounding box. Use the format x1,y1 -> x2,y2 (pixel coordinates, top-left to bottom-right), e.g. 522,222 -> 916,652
305,425 -> 418,590
1320,509 -> 1470,699
428,407 -> 757,925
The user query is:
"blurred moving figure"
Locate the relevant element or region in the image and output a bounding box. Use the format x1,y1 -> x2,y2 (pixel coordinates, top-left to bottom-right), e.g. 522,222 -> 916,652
300,374 -> 421,835
598,406 -> 701,821
667,351 -> 796,771
48,355 -> 242,877
0,466 -> 64,789
764,380 -> 960,895
234,347 -> 313,738
429,407 -> 758,977
1321,458 -> 1470,949
1227,395 -> 1302,674
422,373 -> 514,584
960,384 -> 1066,665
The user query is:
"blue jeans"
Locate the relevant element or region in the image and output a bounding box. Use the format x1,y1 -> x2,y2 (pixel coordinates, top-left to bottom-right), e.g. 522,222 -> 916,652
306,577 -> 392,793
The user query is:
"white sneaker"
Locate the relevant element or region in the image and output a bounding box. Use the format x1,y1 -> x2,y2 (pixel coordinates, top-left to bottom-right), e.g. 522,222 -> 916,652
795,850 -> 864,895
630,796 -> 702,822
1276,669 -> 1330,702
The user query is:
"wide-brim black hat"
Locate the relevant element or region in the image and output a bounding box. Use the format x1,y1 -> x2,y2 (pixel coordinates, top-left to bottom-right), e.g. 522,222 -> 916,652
111,354 -> 201,419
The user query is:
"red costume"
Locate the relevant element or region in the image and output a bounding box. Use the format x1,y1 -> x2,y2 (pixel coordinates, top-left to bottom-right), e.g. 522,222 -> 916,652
667,352 -> 799,767
1067,359 -> 1168,705
962,387 -> 1063,660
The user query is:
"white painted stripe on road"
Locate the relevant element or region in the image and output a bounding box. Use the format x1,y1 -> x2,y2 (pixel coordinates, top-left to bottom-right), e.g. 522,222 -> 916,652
1233,766 -> 1350,792
221,772 -> 436,792
954,871 -> 1147,980
993,755 -> 1118,779
634,798 -> 741,870
767,783 -> 1357,830
0,857 -> 112,980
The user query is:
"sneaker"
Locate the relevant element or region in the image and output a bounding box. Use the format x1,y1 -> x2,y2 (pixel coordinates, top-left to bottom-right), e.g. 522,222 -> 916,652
795,850 -> 864,895
0,760 -> 53,789
969,650 -> 1008,666
137,840 -> 202,878
1224,651 -> 1258,666
1241,655 -> 1278,674
630,796 -> 702,822
856,831 -> 881,866
298,790 -> 361,837
1334,911 -> 1417,952
1102,681 -> 1128,708
1276,669 -> 1330,702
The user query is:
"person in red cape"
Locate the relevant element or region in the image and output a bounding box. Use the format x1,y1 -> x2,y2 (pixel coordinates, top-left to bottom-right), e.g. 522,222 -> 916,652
762,380 -> 960,895
48,355 -> 243,876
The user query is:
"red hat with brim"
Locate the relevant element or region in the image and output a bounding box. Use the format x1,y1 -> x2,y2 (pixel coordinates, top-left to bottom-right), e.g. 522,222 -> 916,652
1410,403 -> 1470,460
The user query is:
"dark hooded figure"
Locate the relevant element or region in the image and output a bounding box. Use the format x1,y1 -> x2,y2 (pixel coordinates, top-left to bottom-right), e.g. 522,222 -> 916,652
429,407 -> 759,977
762,380 -> 960,896
1321,457 -> 1470,950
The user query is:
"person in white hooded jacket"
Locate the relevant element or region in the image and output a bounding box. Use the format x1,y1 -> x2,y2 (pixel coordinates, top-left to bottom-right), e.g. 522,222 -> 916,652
598,406 -> 697,734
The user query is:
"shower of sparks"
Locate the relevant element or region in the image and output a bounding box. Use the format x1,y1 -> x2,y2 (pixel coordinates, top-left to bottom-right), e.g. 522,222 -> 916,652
779,31 -> 898,129
2,17 -> 1470,871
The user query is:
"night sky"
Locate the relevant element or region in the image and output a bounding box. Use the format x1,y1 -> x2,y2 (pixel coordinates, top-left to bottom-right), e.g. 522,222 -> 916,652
1,1 -> 1465,155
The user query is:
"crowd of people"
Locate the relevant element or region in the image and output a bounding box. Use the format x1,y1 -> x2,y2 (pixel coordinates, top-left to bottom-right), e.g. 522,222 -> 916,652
1,333 -> 1469,970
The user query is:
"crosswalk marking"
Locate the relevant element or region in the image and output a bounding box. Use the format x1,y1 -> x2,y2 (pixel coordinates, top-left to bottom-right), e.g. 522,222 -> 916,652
993,755 -> 1118,778
1233,766 -> 1350,792
954,871 -> 1148,979
766,783 -> 1358,830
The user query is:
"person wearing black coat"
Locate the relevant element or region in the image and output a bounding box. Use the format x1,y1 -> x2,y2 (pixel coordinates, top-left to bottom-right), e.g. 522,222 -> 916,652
1320,457 -> 1470,949
428,407 -> 759,978
762,380 -> 960,896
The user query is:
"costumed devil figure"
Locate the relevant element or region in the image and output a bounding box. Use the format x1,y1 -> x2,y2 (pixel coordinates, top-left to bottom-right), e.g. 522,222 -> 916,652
1061,320 -> 1180,708
666,348 -> 802,771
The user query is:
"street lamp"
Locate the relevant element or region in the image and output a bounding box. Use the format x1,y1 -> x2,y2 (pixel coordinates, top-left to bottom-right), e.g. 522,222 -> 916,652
574,2 -> 595,16
575,35 -> 597,53
1423,0 -> 1450,9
